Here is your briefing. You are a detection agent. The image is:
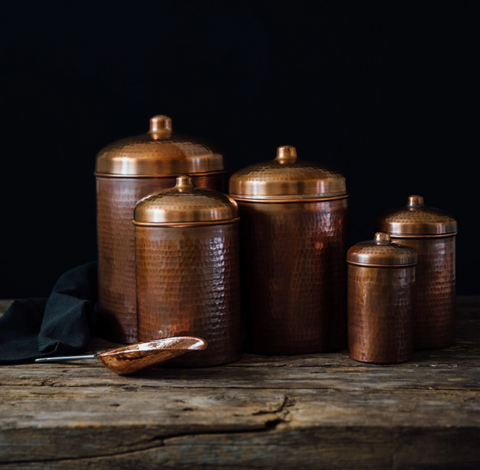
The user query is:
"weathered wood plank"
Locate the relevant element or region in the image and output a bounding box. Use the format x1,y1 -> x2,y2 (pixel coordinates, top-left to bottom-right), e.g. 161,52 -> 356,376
1,387 -> 480,467
0,296 -> 479,469
1,425 -> 480,469
1,360 -> 479,391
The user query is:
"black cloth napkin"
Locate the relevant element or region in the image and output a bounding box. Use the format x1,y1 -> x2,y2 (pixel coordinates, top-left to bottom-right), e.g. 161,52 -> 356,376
0,261 -> 98,364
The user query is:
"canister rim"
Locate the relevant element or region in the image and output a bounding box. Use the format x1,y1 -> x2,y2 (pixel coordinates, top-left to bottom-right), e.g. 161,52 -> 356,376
133,217 -> 240,228
229,194 -> 349,203
347,261 -> 418,268
388,232 -> 457,239
94,170 -> 228,179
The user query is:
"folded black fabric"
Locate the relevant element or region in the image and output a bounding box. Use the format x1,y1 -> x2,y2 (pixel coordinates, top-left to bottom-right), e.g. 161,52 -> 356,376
0,261 -> 98,364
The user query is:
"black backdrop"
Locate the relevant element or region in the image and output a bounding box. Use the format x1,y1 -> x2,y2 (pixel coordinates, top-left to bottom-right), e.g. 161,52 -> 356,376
0,1 -> 478,298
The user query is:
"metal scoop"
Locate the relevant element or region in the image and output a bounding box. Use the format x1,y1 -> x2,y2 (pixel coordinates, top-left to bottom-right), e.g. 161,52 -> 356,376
34,336 -> 208,375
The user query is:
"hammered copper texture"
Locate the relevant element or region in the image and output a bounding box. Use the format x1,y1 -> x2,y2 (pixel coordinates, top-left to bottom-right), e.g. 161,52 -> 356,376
95,115 -> 226,176
135,223 -> 241,367
229,153 -> 346,199
134,176 -> 237,224
348,265 -> 415,364
237,199 -> 348,354
96,174 -> 225,344
392,236 -> 456,349
347,235 -> 418,266
378,195 -> 457,236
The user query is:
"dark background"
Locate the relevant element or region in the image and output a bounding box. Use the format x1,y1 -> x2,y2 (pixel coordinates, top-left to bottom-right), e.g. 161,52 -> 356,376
0,1 -> 478,298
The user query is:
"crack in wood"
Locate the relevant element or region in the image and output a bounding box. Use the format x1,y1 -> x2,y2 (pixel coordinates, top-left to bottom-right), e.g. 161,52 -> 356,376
251,395 -> 297,420
0,421 -> 288,466
252,395 -> 288,415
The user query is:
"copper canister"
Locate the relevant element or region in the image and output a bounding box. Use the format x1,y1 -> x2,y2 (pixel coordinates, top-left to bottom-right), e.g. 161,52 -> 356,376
347,232 -> 418,364
377,195 -> 458,349
133,175 -> 241,367
95,116 -> 226,343
229,145 -> 348,354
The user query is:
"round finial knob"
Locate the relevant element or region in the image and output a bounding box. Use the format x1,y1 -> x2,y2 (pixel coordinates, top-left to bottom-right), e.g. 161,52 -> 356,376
374,232 -> 391,245
407,195 -> 424,208
149,115 -> 173,133
275,145 -> 297,164
175,175 -> 195,192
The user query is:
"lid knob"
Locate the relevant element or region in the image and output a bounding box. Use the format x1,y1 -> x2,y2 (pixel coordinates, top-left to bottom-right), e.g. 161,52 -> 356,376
275,145 -> 297,164
175,175 -> 195,192
374,232 -> 391,245
407,195 -> 425,208
149,115 -> 173,134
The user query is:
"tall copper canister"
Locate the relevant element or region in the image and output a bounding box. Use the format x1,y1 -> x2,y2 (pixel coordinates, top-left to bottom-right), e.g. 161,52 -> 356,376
95,116 -> 227,343
377,195 -> 458,349
134,176 -> 242,367
347,232 -> 418,364
229,145 -> 348,354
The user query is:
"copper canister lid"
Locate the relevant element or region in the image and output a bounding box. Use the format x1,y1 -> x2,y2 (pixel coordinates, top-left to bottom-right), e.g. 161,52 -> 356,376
133,176 -> 238,226
95,116 -> 225,177
347,232 -> 418,267
229,145 -> 347,201
377,195 -> 457,237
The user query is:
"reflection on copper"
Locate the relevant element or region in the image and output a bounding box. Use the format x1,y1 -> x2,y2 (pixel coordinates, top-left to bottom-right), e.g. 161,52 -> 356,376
135,177 -> 242,367
95,117 -> 226,344
347,232 -> 417,364
377,196 -> 457,349
35,337 -> 208,375
229,145 -> 347,201
230,146 -> 349,354
134,175 -> 238,224
97,336 -> 208,374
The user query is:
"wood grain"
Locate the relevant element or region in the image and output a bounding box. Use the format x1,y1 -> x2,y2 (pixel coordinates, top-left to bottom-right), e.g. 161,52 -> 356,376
0,297 -> 479,469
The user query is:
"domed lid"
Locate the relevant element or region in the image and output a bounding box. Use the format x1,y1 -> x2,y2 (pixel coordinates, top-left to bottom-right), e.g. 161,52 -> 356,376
377,195 -> 457,237
134,176 -> 238,225
95,115 -> 226,177
229,146 -> 347,201
347,232 -> 418,267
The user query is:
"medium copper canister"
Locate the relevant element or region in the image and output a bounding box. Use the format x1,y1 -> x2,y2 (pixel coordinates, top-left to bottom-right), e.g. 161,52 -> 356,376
134,176 -> 242,367
229,145 -> 348,354
95,115 -> 226,343
347,232 -> 418,364
377,195 -> 458,350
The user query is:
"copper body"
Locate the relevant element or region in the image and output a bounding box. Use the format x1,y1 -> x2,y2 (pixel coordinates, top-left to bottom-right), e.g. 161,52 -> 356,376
348,264 -> 415,363
388,236 -> 455,349
377,196 -> 457,350
135,223 -> 241,367
238,198 -> 348,354
347,232 -> 417,364
230,145 -> 348,354
95,115 -> 226,344
96,174 -> 224,343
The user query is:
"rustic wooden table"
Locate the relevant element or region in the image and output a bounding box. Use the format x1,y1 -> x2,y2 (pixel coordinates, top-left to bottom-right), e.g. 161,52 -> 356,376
1,297 -> 479,469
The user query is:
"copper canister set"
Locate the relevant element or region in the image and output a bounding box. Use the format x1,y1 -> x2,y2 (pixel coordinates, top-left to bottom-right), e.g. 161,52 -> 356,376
95,115 -> 457,367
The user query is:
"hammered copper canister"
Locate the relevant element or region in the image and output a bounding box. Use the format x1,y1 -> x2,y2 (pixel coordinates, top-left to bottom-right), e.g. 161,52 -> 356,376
95,116 -> 226,343
133,175 -> 242,367
347,232 -> 418,364
229,145 -> 348,354
377,195 -> 458,350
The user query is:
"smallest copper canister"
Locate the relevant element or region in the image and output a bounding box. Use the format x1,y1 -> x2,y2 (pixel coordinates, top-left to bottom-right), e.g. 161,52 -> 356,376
377,196 -> 457,350
133,175 -> 242,367
347,232 -> 418,364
